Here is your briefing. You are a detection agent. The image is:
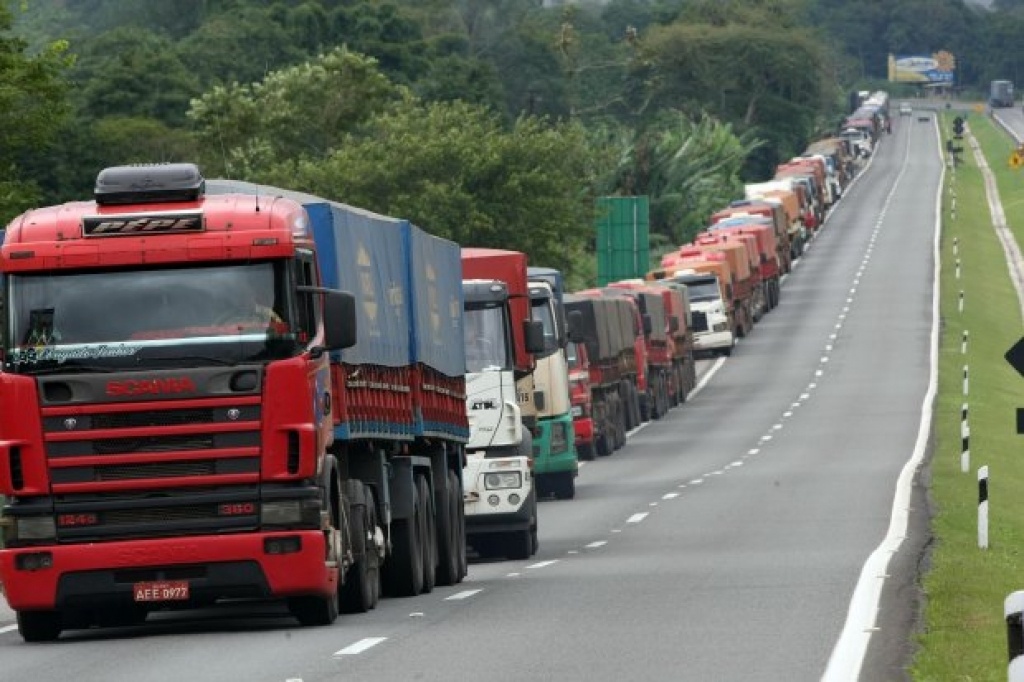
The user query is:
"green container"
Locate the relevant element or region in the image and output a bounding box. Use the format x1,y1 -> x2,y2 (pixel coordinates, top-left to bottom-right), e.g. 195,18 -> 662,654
596,196 -> 650,286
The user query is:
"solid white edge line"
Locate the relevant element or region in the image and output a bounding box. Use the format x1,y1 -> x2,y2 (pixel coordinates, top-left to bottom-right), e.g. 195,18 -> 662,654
0,624 -> 17,635
334,637 -> 387,656
689,357 -> 726,399
822,110 -> 941,682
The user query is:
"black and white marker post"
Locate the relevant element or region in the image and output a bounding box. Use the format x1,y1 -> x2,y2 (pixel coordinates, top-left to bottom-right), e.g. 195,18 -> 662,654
961,403 -> 970,473
1007,591 -> 1024,681
978,465 -> 989,550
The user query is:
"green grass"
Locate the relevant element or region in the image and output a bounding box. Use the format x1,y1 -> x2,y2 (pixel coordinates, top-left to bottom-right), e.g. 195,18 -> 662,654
911,112 -> 1024,681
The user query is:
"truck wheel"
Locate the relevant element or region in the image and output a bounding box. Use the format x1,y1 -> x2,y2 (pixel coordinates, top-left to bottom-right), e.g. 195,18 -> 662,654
577,443 -> 595,461
507,528 -> 533,560
340,482 -> 381,613
553,471 -> 576,500
436,469 -> 465,587
289,589 -> 339,627
382,483 -> 424,597
417,475 -> 437,594
595,432 -> 611,457
17,610 -> 62,642
628,384 -> 642,428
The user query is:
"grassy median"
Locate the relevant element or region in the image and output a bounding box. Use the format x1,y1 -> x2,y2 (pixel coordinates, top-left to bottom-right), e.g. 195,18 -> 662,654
911,111 -> 1024,681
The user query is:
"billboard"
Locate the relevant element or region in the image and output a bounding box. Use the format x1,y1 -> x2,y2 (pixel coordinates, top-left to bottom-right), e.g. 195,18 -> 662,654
888,52 -> 956,84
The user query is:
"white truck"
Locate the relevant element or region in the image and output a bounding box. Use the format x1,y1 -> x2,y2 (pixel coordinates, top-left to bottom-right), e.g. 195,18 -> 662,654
656,269 -> 734,357
462,277 -> 544,560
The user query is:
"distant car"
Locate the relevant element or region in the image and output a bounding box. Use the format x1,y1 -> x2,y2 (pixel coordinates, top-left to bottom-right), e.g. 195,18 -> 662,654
899,103 -> 913,116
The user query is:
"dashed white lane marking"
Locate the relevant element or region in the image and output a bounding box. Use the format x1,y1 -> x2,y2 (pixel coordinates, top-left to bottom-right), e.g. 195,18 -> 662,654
730,461 -> 744,468
748,449 -> 760,455
527,560 -> 559,569
334,637 -> 387,656
586,540 -> 607,549
649,502 -> 658,507
626,512 -> 649,524
0,624 -> 17,635
783,411 -> 793,418
445,589 -> 482,601
663,492 -> 680,500
690,478 -> 704,485
507,572 -> 522,577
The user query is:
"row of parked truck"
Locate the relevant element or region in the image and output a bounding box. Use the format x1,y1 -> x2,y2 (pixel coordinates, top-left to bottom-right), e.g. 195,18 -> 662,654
0,120 -> 874,640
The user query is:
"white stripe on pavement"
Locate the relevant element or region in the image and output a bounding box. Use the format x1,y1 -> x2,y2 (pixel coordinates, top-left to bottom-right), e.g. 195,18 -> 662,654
626,512 -> 648,524
0,624 -> 17,635
334,637 -> 387,656
445,589 -> 482,601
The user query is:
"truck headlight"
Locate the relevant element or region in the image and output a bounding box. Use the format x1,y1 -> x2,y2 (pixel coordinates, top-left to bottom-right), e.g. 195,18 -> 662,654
15,516 -> 56,541
484,472 -> 522,490
261,499 -> 320,527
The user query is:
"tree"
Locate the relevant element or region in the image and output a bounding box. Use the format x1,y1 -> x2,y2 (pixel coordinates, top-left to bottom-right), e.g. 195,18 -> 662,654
0,2 -> 72,224
187,47 -> 404,177
70,28 -> 200,126
266,100 -> 604,277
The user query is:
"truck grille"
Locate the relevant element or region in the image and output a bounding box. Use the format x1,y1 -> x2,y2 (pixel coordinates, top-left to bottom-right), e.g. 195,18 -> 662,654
692,311 -> 709,332
92,408 -> 215,430
93,434 -> 215,455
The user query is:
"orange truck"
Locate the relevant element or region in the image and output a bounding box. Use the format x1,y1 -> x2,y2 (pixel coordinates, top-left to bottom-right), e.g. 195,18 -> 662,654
707,217 -> 782,311
711,200 -> 792,277
683,234 -> 755,338
652,253 -> 736,357
744,184 -> 808,259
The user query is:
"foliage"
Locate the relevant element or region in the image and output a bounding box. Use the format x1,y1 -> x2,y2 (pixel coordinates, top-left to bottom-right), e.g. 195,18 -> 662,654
263,99 -> 604,279
187,47 -> 404,178
0,1 -> 72,224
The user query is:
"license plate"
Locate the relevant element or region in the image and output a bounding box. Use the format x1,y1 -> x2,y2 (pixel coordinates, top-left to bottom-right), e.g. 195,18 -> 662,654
133,580 -> 189,602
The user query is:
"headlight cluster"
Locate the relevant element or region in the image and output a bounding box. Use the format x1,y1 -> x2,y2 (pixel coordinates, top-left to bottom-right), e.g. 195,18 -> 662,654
484,472 -> 522,490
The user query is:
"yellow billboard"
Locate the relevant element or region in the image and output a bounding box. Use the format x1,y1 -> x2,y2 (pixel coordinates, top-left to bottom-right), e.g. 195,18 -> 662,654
888,51 -> 956,84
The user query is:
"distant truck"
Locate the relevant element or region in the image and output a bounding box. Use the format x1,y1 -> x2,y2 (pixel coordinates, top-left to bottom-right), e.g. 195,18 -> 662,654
0,166 -> 470,641
527,267 -> 579,500
991,80 -> 1015,108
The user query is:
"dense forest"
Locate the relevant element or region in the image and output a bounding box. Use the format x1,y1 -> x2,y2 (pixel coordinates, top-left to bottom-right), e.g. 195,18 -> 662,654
2,0 -> 1021,283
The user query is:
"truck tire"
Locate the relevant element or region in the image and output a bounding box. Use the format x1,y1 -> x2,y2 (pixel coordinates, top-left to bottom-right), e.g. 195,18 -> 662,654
627,383 -> 641,428
576,442 -> 595,461
553,471 -> 575,500
339,482 -> 381,613
436,469 -> 465,587
17,610 -> 62,642
382,483 -> 424,598
507,528 -> 534,560
417,474 -> 437,594
595,432 -> 611,457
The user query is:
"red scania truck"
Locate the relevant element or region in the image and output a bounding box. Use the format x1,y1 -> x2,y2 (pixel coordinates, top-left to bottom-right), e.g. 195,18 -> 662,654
0,164 -> 469,640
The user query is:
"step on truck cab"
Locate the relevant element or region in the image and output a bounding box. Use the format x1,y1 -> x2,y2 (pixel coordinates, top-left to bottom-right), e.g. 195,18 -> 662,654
461,249 -> 544,560
526,268 -> 578,501
0,165 -> 470,642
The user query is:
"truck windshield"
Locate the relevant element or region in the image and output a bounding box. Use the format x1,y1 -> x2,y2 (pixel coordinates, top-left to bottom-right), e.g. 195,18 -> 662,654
530,296 -> 559,358
680,280 -> 720,303
464,304 -> 511,373
6,262 -> 298,373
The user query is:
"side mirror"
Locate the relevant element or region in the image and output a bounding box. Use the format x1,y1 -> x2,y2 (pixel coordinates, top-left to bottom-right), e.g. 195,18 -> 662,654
642,314 -> 652,336
567,311 -> 585,344
524,319 -> 544,354
323,290 -> 357,350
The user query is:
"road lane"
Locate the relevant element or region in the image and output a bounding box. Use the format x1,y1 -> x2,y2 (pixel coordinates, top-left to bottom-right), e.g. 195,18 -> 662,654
0,122 -> 940,682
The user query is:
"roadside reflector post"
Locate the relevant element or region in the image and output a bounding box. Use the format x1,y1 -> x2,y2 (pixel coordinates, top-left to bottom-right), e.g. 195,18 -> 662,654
961,405 -> 970,473
962,330 -> 968,355
1006,591 -> 1024,681
963,365 -> 969,396
953,236 -> 959,255
979,465 -> 989,550
959,290 -> 964,313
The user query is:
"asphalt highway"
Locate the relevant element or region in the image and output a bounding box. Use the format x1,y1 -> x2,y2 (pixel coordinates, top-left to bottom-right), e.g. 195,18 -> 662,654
0,117 -> 942,682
